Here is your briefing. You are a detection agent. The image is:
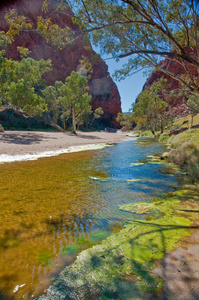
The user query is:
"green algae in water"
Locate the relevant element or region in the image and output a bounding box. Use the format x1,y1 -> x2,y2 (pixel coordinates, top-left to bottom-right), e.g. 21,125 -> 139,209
60,245 -> 79,256
37,252 -> 52,267
37,193 -> 199,300
89,231 -> 110,243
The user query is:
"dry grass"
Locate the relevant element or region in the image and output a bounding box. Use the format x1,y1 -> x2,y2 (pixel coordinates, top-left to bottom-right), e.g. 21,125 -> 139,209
168,129 -> 199,182
173,114 -> 199,128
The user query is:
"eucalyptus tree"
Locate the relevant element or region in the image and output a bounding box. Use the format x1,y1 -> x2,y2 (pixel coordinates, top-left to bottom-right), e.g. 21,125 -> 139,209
42,81 -> 67,132
132,78 -> 169,135
69,0 -> 199,97
0,11 -> 51,118
58,71 -> 92,134
116,112 -> 134,130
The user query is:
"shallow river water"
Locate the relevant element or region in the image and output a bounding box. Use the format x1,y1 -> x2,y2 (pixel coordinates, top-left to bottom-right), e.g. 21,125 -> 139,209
0,138 -> 179,299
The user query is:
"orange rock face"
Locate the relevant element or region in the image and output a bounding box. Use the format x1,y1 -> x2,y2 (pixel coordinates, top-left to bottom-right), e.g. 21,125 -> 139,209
0,0 -> 121,127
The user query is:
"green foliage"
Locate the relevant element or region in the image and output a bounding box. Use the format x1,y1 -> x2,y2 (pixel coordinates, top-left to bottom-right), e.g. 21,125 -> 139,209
42,0 -> 50,12
58,71 -> 92,133
0,10 -> 52,117
132,78 -> 169,134
0,55 -> 51,115
158,131 -> 170,143
71,0 -> 199,96
5,9 -> 32,42
169,142 -> 199,182
42,81 -> 63,123
37,16 -> 71,48
94,107 -> 104,119
116,112 -> 134,130
0,31 -> 11,49
17,46 -> 31,58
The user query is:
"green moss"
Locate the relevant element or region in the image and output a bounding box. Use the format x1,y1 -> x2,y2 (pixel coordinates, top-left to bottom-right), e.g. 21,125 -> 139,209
38,192 -> 199,300
76,235 -> 89,245
120,202 -> 155,214
37,252 -> 52,266
60,245 -> 79,256
89,231 -> 110,243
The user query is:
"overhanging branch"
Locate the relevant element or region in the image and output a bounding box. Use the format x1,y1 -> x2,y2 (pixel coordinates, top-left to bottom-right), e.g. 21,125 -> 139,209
118,49 -> 199,68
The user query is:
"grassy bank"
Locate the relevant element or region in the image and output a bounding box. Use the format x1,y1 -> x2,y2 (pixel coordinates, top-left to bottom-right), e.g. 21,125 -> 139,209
168,129 -> 199,182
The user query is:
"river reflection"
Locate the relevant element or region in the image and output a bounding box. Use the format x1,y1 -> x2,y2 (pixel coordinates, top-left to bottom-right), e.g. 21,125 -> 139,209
0,138 -> 177,299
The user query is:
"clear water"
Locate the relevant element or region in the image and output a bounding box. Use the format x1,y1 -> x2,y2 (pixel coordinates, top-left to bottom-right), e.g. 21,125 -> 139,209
0,138 -> 178,299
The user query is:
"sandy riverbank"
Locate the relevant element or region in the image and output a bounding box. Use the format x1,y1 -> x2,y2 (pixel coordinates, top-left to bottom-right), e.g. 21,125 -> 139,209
0,130 -> 134,162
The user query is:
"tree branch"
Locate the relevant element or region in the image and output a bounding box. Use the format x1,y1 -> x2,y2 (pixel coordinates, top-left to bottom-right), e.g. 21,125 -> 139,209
117,49 -> 199,68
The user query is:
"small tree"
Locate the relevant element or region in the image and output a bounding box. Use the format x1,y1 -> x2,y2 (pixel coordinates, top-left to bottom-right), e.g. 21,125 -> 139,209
42,81 -> 66,132
186,94 -> 199,127
58,71 -> 92,134
116,112 -> 134,130
132,79 -> 169,135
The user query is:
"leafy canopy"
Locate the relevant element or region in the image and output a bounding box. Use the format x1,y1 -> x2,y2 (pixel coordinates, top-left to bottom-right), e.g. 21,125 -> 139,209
0,12 -> 51,115
69,0 -> 199,95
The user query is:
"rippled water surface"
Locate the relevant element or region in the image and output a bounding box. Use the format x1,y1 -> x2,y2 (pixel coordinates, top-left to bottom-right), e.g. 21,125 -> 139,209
0,138 -> 178,299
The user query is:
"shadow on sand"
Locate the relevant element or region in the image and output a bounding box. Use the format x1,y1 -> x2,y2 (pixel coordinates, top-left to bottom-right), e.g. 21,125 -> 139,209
0,132 -> 56,145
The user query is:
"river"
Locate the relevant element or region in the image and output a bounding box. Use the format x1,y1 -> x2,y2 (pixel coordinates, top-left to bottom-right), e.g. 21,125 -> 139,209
0,138 -> 185,299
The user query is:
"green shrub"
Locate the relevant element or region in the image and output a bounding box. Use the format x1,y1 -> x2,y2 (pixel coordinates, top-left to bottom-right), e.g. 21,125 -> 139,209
169,142 -> 199,182
158,131 -> 170,142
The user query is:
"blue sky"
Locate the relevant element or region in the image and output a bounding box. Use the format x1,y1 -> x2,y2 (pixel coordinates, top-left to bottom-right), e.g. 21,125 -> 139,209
105,58 -> 147,112
106,58 -> 147,112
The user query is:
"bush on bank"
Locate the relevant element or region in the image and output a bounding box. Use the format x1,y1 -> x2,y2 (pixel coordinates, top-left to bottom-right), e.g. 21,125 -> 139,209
167,129 -> 199,183
135,126 -> 199,183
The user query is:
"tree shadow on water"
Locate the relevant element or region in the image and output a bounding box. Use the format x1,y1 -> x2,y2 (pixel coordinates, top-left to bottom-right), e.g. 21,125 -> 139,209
38,220 -> 199,300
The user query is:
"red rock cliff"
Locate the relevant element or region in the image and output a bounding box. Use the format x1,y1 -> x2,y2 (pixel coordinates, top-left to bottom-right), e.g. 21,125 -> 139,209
141,57 -> 198,118
0,0 -> 121,127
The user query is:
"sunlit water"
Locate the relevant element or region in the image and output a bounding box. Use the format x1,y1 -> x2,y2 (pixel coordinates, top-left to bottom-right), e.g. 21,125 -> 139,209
0,138 -> 178,299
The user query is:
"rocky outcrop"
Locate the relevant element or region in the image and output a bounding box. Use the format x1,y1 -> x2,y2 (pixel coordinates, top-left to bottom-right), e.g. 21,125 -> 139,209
141,57 -> 198,118
0,0 -> 121,127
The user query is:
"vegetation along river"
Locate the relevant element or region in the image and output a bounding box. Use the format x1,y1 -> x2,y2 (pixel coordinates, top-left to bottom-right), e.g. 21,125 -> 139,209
0,138 -> 198,300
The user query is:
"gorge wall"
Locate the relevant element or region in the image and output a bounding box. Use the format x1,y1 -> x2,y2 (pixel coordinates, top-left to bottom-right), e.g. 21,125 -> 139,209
141,57 -> 198,118
0,0 -> 121,128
